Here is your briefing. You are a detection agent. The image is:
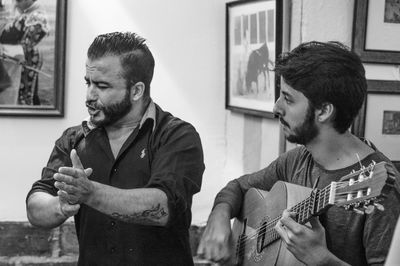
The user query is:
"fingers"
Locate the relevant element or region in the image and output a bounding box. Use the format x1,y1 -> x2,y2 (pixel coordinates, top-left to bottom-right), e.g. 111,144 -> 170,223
309,216 -> 324,233
84,168 -> 93,177
280,210 -> 298,232
55,181 -> 78,194
70,149 -> 84,170
197,233 -> 232,263
58,167 -> 85,178
57,189 -> 79,204
58,193 -> 80,218
54,172 -> 76,185
275,219 -> 290,243
57,167 -> 92,179
275,210 -> 300,244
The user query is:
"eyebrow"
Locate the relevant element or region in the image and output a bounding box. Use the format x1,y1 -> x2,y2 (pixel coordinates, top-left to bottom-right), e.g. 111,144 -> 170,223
84,76 -> 110,86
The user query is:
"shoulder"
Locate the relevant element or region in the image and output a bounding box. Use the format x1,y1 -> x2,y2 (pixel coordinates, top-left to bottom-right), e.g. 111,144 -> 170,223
55,125 -> 84,148
278,145 -> 311,164
154,104 -> 199,138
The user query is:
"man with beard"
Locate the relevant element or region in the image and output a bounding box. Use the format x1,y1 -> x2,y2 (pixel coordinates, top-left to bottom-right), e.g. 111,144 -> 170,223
197,41 -> 400,265
26,32 -> 205,266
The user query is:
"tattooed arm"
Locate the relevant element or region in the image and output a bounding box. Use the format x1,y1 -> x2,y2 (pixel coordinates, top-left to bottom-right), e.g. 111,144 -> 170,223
56,176 -> 169,226
53,150 -> 169,226
87,185 -> 169,226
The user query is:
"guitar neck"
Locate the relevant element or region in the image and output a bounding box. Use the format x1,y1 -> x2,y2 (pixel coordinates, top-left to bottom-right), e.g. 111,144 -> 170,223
290,184 -> 334,224
262,185 -> 334,246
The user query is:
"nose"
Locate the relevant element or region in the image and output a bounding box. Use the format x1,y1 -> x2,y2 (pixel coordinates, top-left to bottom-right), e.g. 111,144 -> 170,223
86,84 -> 98,101
273,96 -> 283,117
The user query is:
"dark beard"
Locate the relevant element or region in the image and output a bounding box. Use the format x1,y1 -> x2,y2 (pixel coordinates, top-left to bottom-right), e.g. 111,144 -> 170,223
87,89 -> 132,127
286,105 -> 319,145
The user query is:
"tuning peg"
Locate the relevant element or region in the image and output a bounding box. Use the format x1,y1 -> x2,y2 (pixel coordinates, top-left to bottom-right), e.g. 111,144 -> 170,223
373,203 -> 385,211
353,208 -> 365,215
364,205 -> 375,214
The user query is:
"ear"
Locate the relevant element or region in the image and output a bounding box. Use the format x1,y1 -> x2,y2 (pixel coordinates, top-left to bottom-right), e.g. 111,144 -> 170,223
316,102 -> 335,123
130,82 -> 145,101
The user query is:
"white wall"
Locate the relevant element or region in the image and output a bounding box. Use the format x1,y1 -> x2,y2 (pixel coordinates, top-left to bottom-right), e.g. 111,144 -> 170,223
0,0 -> 379,225
0,0 -> 228,224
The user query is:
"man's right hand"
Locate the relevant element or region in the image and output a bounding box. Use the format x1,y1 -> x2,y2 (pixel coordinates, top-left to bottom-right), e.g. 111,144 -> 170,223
57,189 -> 80,218
197,203 -> 234,264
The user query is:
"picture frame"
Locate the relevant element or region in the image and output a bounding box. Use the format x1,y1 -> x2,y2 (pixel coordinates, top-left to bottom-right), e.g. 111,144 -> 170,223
352,0 -> 400,64
226,0 -> 282,118
0,0 -> 67,116
352,80 -> 400,171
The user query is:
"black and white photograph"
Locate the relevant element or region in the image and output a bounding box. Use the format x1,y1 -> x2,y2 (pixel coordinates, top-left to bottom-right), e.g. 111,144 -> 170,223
0,1 -> 399,265
0,0 -> 66,116
226,0 -> 282,118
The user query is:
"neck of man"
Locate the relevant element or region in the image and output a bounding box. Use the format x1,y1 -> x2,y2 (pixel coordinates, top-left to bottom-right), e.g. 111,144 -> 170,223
305,128 -> 375,171
105,99 -> 149,140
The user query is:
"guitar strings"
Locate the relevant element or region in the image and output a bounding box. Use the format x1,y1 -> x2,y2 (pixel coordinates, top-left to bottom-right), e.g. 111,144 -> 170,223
235,185 -> 330,256
235,180 -> 364,257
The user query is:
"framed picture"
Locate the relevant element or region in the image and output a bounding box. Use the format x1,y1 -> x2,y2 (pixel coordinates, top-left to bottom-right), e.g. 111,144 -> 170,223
226,0 -> 282,118
0,0 -> 67,116
353,0 -> 400,64
352,80 -> 400,170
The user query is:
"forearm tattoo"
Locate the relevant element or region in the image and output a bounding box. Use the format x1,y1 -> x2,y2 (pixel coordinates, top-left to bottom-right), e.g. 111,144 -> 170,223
111,203 -> 168,224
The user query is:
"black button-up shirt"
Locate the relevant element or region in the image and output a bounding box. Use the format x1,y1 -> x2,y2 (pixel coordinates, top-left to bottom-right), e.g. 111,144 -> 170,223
27,102 -> 205,266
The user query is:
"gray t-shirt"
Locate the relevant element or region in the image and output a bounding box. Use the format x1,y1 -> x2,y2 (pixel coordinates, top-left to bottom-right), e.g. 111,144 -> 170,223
214,145 -> 400,266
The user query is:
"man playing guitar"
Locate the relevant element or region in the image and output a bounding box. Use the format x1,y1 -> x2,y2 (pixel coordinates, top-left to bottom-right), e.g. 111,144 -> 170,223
198,41 -> 400,266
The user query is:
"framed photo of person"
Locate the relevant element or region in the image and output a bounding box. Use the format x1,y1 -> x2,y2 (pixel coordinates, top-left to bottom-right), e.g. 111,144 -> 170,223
353,0 -> 400,64
0,0 -> 66,116
225,0 -> 282,118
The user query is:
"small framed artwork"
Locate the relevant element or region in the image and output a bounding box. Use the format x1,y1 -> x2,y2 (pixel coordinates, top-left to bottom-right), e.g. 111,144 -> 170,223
352,0 -> 400,64
0,0 -> 67,116
226,0 -> 282,118
352,80 -> 400,170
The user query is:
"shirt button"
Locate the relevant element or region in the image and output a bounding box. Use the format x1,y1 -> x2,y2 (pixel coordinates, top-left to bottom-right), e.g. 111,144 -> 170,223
110,247 -> 116,253
113,168 -> 117,173
110,221 -> 116,226
128,248 -> 133,252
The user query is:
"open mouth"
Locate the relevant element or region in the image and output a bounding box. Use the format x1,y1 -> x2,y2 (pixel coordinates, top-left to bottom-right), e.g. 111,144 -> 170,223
86,102 -> 100,115
279,118 -> 290,129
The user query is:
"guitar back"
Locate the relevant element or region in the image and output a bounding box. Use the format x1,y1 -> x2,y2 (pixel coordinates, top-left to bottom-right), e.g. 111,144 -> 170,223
232,181 -> 311,266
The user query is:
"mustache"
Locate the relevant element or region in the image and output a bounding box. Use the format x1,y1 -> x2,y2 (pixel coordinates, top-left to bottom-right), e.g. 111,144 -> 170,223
86,100 -> 102,110
279,118 -> 290,128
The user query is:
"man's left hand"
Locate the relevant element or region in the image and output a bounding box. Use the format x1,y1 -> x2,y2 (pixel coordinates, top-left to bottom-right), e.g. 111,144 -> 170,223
54,149 -> 93,204
275,209 -> 329,265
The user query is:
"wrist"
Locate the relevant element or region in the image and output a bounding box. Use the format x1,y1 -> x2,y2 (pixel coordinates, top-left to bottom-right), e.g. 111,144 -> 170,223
210,203 -> 232,221
85,181 -> 99,206
317,249 -> 350,266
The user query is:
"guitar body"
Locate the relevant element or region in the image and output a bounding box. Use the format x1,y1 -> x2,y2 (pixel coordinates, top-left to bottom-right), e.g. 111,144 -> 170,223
232,181 -> 312,266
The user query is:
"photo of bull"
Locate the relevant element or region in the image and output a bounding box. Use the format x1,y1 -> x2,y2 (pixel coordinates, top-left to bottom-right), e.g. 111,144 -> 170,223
245,43 -> 273,93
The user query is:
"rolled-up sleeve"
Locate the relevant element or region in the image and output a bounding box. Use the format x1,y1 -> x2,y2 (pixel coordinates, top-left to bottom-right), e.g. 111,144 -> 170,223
146,122 -> 205,226
26,128 -> 77,202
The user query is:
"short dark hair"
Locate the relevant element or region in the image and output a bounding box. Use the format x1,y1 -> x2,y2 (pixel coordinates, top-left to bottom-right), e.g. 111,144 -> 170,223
87,32 -> 155,99
275,41 -> 367,133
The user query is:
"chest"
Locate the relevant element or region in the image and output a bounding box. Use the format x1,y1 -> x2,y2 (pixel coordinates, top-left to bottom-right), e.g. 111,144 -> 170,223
76,128 -> 153,188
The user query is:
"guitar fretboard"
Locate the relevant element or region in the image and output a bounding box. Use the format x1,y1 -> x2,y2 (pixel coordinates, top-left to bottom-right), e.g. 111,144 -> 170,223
259,184 -> 334,246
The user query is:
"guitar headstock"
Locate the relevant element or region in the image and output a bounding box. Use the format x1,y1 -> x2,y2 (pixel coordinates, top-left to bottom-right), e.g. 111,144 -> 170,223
330,161 -> 395,213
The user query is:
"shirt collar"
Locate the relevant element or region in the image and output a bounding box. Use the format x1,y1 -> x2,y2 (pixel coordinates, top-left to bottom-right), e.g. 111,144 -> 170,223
81,100 -> 157,137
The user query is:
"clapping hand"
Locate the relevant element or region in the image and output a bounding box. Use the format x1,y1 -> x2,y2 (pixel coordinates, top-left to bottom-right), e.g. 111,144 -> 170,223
54,149 -> 93,216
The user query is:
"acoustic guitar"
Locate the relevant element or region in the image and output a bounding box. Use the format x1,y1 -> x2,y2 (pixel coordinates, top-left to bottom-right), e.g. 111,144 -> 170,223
229,161 -> 394,266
